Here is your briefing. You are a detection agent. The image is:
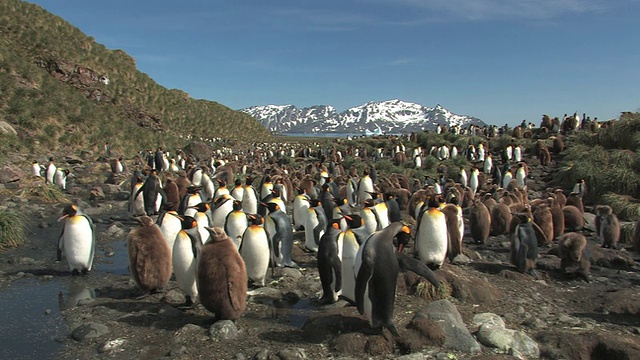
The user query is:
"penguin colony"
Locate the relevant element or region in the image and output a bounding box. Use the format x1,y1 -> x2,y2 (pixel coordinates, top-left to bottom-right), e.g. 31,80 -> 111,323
50,116 -> 628,335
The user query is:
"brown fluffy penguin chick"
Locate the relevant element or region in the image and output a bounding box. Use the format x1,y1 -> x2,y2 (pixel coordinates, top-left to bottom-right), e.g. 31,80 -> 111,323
490,203 -> 512,236
469,198 -> 491,244
565,193 -> 584,213
596,205 -> 620,249
441,203 -> 462,261
557,232 -> 590,282
128,216 -> 172,294
563,205 -> 584,231
197,227 -> 247,321
549,197 -> 565,239
533,204 -> 554,247
554,189 -> 567,208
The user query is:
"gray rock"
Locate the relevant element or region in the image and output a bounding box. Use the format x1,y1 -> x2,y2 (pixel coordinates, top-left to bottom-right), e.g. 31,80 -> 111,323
106,224 -> 125,238
173,324 -> 206,344
115,191 -> 130,201
71,322 -> 110,341
163,289 -> 186,305
476,323 -> 539,358
277,348 -> 307,360
413,299 -> 481,354
471,312 -> 505,329
39,222 -> 49,228
395,353 -> 429,360
64,155 -> 84,165
158,306 -> 183,318
452,254 -> 471,265
253,348 -> 270,360
282,267 -> 303,279
169,345 -> 187,357
247,287 -> 283,305
209,320 -> 239,341
98,338 -> 125,354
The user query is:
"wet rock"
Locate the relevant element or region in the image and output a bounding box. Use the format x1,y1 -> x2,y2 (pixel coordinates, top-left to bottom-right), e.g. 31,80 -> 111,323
106,224 -> 125,238
44,309 -> 52,315
98,338 -> 125,354
158,306 -> 182,318
39,222 -> 49,228
71,322 -> 110,341
247,287 -> 283,305
276,348 -> 307,360
77,298 -> 95,306
209,320 -> 239,341
395,354 -> 429,360
412,299 -> 481,354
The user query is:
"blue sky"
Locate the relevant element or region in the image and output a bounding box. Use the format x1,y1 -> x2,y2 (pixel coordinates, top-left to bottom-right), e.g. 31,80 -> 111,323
27,0 -> 640,126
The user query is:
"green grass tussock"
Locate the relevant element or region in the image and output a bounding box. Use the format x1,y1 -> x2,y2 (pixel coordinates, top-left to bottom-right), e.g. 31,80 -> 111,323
0,211 -> 26,250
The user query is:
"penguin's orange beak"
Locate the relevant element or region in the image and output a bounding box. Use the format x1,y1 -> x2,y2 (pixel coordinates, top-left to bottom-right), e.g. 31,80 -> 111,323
398,244 -> 404,253
57,214 -> 69,222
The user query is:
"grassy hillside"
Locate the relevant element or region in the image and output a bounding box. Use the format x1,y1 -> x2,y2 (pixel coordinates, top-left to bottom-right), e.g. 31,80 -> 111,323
0,0 -> 269,161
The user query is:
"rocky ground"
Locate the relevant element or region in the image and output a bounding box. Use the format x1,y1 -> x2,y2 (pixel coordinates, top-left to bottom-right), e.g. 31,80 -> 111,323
1,150 -> 640,360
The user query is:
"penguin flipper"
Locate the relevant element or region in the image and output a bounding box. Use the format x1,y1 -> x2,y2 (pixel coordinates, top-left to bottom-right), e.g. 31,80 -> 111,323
355,255 -> 373,315
57,226 -> 65,262
84,215 -> 96,271
396,253 -> 440,288
224,264 -> 244,312
272,232 -> 283,258
331,255 -> 343,293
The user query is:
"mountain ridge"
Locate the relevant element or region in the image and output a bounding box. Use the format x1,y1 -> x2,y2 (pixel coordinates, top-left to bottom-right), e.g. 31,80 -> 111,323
241,99 -> 487,135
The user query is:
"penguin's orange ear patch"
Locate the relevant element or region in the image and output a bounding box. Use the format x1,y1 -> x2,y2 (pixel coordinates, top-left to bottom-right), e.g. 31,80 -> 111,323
192,220 -> 197,228
332,222 -> 340,230
402,225 -> 410,234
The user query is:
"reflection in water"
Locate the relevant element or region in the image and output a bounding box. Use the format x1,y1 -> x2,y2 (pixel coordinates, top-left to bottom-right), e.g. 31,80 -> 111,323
58,279 -> 97,311
96,239 -> 130,275
256,297 -> 317,328
0,278 -> 69,359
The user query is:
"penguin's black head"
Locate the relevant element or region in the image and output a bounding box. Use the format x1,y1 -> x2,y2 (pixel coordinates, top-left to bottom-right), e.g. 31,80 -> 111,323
232,200 -> 242,210
329,218 -> 342,230
394,225 -> 411,253
180,216 -> 198,230
343,214 -> 363,229
247,214 -> 264,225
191,202 -> 209,213
265,202 -> 279,213
234,178 -> 242,186
59,204 -> 78,220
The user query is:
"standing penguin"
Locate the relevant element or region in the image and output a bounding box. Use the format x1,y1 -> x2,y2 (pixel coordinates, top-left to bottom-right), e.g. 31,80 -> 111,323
230,178 -> 244,201
190,202 -> 213,244
135,169 -> 165,216
156,210 -> 182,259
163,175 -> 181,212
469,198 -> 491,245
57,204 -> 95,275
224,200 -> 248,250
510,213 -> 539,276
304,199 -> 327,252
265,202 -> 297,268
211,194 -> 234,228
172,215 -> 203,306
357,170 -> 374,206
127,216 -> 172,294
597,205 -> 620,249
317,219 -> 344,305
414,195 -> 448,269
292,188 -> 310,230
242,177 -> 259,214
197,227 -> 247,321
441,199 -> 463,261
240,214 -> 271,287
32,160 -> 42,177
45,157 -> 56,185
355,222 -> 410,336
54,168 -> 70,190
339,215 -> 364,304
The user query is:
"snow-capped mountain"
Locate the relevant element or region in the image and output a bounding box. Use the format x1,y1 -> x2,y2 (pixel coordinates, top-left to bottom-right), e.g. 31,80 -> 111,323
240,99 -> 486,135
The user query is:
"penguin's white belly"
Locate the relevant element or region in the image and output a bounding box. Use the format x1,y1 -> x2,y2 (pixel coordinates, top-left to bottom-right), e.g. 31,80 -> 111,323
172,237 -> 198,299
191,171 -> 203,187
417,213 -> 448,266
63,220 -> 93,271
341,237 -> 359,303
231,188 -> 244,202
293,198 -> 309,230
212,204 -> 232,229
304,211 -> 321,252
242,191 -> 258,214
225,214 -> 248,250
131,184 -> 145,216
159,220 -> 181,259
196,218 -> 210,244
240,229 -> 270,286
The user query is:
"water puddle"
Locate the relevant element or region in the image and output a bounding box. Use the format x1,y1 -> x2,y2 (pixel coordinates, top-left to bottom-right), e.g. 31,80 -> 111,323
97,239 -> 130,275
0,277 -> 98,359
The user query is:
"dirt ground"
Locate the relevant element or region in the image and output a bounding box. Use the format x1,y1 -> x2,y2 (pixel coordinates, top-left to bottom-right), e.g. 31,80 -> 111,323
1,151 -> 640,360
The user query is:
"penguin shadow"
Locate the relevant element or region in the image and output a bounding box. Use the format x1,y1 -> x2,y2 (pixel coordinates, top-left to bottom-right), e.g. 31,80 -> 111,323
572,312 -> 640,327
470,261 -> 514,275
259,311 -> 371,344
97,296 -> 212,331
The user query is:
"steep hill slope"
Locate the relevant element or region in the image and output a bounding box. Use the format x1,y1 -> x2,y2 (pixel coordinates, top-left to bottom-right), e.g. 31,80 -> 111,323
0,0 -> 269,160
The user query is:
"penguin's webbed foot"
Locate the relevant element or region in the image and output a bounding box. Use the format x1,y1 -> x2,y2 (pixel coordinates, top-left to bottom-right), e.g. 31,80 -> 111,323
317,295 -> 336,306
71,269 -> 80,276
284,262 -> 300,269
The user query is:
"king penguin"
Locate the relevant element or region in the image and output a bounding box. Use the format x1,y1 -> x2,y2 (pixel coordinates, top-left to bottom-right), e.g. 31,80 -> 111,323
197,227 -> 247,321
127,216 -> 172,294
240,214 -> 271,287
242,176 -> 259,214
45,157 -> 56,185
357,170 -> 374,206
414,195 -> 448,269
172,215 -> 203,306
339,214 -> 362,304
292,187 -> 310,231
156,210 -> 182,260
224,200 -> 248,250
510,213 -> 539,276
354,222 -> 410,336
304,199 -> 326,252
265,202 -> 297,268
211,194 -> 234,228
190,202 -> 212,244
317,219 -> 344,305
57,204 -> 95,275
